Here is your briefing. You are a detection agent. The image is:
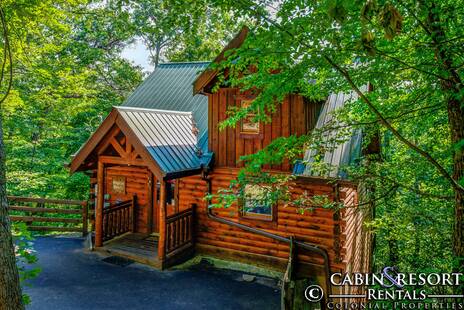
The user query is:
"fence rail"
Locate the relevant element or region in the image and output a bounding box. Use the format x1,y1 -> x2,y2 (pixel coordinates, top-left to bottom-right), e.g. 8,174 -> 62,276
165,207 -> 194,256
8,196 -> 88,236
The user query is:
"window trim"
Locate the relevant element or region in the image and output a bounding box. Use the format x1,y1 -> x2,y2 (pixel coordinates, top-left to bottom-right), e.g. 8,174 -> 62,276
238,185 -> 277,223
239,98 -> 262,138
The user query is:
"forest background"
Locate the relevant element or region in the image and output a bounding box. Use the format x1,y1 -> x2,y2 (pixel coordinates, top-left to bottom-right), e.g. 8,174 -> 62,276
2,0 -> 462,295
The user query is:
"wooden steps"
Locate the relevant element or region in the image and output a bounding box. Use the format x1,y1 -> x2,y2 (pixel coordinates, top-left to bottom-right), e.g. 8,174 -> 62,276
98,233 -> 161,268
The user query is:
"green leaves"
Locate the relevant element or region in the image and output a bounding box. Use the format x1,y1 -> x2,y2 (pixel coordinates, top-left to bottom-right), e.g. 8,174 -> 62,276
327,0 -> 348,24
125,0 -> 239,65
361,0 -> 378,22
361,29 -> 376,55
209,0 -> 462,279
12,222 -> 40,304
3,1 -> 142,199
379,3 -> 403,39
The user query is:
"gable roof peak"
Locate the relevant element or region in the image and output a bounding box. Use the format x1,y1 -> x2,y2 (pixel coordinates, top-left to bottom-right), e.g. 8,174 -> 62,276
115,106 -> 193,116
158,61 -> 210,66
193,26 -> 250,95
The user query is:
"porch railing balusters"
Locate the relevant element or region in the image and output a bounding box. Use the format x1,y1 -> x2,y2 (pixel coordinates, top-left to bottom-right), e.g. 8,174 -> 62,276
165,207 -> 194,256
102,199 -> 134,242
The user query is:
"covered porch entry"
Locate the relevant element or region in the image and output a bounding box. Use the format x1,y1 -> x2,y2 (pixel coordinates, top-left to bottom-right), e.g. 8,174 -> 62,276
69,106 -> 209,268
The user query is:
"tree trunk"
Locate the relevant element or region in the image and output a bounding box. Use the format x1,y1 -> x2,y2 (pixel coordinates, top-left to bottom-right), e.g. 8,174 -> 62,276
448,102 -> 464,272
0,114 -> 24,309
426,2 -> 464,293
446,98 -> 464,295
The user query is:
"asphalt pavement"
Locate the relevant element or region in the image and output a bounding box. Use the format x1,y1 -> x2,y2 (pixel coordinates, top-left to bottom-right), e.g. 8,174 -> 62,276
23,237 -> 280,310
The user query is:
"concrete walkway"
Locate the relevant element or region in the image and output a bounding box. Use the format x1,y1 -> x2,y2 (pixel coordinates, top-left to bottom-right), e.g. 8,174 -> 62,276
23,237 -> 280,310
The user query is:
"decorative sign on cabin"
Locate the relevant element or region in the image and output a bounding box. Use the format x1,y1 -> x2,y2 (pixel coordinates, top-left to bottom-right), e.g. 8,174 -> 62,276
112,176 -> 126,194
240,99 -> 260,134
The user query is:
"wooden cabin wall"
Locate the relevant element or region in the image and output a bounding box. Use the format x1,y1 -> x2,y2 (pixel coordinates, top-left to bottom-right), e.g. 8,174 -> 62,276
208,89 -> 321,171
178,168 -> 359,277
104,166 -> 150,234
339,186 -> 372,300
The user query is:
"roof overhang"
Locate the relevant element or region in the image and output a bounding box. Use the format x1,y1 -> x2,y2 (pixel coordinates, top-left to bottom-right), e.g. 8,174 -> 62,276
69,107 -> 166,180
69,107 -> 212,180
193,26 -> 249,95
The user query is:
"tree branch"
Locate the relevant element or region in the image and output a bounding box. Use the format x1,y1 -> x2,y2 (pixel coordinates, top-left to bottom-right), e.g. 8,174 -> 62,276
233,0 -> 464,194
374,47 -> 450,81
324,55 -> 464,194
362,173 -> 454,200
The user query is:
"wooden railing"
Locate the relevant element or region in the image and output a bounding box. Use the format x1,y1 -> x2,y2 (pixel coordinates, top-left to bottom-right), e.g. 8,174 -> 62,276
165,207 -> 194,256
8,196 -> 88,236
102,198 -> 135,242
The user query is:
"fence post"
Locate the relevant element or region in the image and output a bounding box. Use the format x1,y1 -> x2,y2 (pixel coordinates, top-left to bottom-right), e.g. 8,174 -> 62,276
82,201 -> 88,237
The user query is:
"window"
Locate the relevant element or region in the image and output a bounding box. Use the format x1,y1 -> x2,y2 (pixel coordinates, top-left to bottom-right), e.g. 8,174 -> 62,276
241,184 -> 274,221
240,99 -> 260,134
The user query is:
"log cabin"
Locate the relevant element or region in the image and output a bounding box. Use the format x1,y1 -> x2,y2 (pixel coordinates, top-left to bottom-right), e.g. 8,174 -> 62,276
69,27 -> 373,302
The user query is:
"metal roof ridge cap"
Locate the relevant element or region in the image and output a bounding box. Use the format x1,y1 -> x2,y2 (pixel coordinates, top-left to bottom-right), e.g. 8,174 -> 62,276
158,61 -> 211,65
115,106 -> 193,115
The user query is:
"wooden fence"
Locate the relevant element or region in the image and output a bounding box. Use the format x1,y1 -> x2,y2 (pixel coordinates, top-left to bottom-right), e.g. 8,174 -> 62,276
8,196 -> 88,236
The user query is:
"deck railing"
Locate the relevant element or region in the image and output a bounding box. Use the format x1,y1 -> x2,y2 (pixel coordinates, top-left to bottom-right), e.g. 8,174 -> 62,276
8,196 -> 88,236
102,198 -> 135,242
165,207 -> 194,256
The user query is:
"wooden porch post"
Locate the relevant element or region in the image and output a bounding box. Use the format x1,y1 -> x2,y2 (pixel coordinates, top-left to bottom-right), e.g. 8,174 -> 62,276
153,178 -> 159,233
158,181 -> 166,267
95,159 -> 104,247
147,171 -> 154,233
81,200 -> 88,237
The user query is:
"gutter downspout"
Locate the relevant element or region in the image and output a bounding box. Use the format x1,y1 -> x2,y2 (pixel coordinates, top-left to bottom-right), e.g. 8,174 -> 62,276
201,172 -> 332,299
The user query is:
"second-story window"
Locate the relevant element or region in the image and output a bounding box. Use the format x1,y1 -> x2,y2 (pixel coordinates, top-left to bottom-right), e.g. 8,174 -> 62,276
240,99 -> 260,134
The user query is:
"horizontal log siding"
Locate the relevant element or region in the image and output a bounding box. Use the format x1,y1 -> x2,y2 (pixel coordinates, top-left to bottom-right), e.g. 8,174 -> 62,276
339,186 -> 371,301
104,166 -> 150,234
178,168 -> 358,273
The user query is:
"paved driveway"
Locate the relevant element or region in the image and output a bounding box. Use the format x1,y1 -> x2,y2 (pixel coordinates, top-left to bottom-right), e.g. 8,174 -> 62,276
23,237 -> 280,310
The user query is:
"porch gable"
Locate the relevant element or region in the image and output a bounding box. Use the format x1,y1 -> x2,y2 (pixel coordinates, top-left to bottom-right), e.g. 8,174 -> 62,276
69,106 -> 211,180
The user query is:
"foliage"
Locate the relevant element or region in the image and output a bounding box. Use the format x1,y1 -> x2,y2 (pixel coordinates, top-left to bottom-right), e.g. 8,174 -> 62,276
1,1 -> 141,305
122,0 -> 241,65
1,0 -> 462,304
206,0 -> 463,285
11,223 -> 40,305
3,1 -> 142,200
3,0 -> 240,200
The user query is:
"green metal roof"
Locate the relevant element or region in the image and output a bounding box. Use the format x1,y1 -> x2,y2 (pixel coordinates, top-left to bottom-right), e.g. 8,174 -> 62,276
294,90 -> 364,179
116,106 -> 211,177
122,62 -> 210,153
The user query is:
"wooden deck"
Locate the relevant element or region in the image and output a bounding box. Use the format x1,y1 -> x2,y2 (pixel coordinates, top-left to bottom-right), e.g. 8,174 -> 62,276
98,233 -> 161,268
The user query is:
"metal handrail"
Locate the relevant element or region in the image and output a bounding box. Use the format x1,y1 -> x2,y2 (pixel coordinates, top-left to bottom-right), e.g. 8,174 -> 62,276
201,173 -> 332,301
